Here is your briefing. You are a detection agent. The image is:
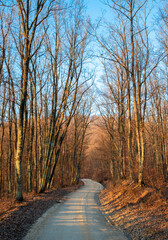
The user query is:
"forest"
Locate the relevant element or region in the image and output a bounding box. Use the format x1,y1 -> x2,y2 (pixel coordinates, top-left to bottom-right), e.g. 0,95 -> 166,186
0,0 -> 168,204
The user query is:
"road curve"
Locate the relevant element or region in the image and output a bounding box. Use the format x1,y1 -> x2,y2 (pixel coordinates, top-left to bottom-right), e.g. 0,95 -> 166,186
23,179 -> 128,240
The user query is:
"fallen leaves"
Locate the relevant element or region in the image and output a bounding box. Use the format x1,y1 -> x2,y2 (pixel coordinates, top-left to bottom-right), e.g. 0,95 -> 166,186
99,180 -> 168,240
0,181 -> 83,240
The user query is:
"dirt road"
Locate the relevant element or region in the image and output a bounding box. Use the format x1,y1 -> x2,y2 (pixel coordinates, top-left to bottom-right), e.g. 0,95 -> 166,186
23,179 -> 128,240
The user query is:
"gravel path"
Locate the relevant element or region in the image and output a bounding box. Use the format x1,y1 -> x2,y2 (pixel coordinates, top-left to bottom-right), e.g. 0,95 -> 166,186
0,183 -> 83,240
23,179 -> 128,240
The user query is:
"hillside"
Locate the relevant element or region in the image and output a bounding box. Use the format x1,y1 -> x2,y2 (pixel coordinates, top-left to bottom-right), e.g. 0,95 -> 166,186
99,180 -> 168,240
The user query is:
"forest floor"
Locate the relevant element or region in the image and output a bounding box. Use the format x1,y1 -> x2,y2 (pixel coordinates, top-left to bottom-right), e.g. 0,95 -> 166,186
0,181 -> 84,240
99,180 -> 168,240
1,180 -> 168,240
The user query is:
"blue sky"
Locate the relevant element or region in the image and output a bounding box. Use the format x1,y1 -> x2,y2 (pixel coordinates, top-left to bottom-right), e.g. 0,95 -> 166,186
85,0 -> 160,23
85,0 -> 107,21
83,0 -> 163,104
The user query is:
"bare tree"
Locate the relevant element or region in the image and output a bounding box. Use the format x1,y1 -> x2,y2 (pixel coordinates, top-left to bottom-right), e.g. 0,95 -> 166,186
14,0 -> 54,201
96,0 -> 162,185
39,0 -> 90,192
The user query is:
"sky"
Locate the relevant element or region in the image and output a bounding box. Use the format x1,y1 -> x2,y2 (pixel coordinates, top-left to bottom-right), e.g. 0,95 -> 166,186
85,0 -> 107,21
82,0 -> 163,114
85,0 -> 160,25
84,0 -> 115,100
83,0 -> 161,68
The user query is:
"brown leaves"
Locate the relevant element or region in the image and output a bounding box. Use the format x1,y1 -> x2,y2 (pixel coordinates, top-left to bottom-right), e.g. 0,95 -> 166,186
99,180 -> 168,240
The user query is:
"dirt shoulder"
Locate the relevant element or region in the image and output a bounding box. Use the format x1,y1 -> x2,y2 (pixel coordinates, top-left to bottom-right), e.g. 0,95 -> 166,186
99,180 -> 168,240
0,181 -> 84,240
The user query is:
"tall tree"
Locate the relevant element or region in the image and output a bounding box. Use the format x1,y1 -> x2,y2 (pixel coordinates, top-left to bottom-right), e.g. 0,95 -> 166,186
39,0 -> 90,192
96,0 -> 161,185
14,0 -> 54,201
